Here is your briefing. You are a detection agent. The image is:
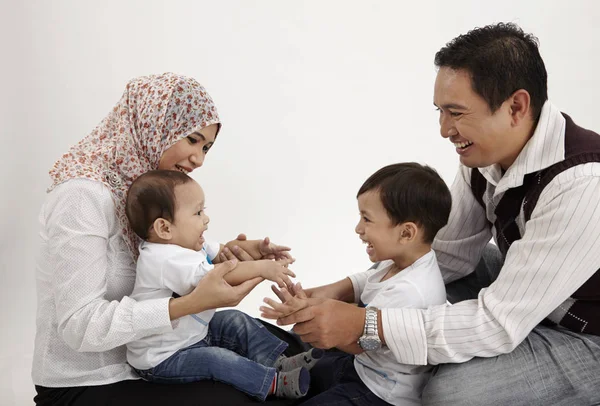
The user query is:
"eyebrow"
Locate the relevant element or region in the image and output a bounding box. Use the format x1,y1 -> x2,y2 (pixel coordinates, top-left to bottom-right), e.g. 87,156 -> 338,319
191,132 -> 206,141
434,102 -> 468,110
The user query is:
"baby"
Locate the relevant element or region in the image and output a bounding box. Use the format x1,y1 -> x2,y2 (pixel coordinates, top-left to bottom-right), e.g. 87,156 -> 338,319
125,169 -> 323,401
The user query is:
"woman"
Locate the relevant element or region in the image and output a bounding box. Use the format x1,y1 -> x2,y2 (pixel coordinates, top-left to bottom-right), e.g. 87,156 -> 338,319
32,73 -> 302,405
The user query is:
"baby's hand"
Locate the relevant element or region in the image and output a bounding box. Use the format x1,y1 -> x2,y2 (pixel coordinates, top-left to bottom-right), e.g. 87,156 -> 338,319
261,260 -> 296,289
260,284 -> 309,319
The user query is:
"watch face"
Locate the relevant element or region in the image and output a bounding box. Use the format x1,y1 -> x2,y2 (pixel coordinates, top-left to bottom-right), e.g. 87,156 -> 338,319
359,336 -> 381,351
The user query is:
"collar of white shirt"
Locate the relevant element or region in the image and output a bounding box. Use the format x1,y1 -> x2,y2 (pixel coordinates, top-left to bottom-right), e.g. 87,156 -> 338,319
478,101 -> 566,195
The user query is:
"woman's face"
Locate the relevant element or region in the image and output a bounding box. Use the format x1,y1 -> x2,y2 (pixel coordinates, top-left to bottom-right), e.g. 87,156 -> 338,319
158,123 -> 220,174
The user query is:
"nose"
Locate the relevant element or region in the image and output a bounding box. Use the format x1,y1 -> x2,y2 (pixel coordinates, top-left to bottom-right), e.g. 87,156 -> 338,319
189,150 -> 205,169
355,221 -> 363,235
204,214 -> 210,225
439,114 -> 457,139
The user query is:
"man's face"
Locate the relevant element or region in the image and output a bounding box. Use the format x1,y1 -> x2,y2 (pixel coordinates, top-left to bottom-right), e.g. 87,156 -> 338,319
434,67 -> 516,169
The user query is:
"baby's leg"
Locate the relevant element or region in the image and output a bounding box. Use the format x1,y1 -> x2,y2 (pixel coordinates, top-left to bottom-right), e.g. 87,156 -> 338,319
147,343 -> 277,401
207,309 -> 288,367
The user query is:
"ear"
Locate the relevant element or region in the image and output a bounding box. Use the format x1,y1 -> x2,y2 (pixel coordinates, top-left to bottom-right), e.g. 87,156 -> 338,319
398,222 -> 419,243
152,218 -> 173,240
508,89 -> 531,127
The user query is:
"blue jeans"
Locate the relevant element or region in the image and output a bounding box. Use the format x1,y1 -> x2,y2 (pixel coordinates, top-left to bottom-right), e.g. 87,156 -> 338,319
423,244 -> 600,405
299,351 -> 391,406
134,310 -> 288,401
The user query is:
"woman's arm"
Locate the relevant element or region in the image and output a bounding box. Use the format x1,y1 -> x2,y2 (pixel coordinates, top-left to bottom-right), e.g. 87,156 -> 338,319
168,260 -> 262,319
47,181 -> 261,352
48,182 -> 173,353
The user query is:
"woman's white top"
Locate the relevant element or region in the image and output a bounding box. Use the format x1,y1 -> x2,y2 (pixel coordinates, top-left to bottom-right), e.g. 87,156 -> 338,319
32,179 -> 175,387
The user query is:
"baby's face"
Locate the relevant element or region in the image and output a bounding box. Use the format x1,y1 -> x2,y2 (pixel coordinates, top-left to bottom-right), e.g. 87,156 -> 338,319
170,181 -> 210,251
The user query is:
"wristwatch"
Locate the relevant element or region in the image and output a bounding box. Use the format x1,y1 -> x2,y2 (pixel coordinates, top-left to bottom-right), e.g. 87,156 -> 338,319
358,306 -> 382,351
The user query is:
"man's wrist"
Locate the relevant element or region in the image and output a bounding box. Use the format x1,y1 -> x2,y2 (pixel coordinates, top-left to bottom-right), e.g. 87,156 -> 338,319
356,306 -> 367,341
358,306 -> 382,350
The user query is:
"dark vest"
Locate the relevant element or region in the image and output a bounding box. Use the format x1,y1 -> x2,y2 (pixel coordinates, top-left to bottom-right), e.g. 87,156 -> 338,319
470,113 -> 600,336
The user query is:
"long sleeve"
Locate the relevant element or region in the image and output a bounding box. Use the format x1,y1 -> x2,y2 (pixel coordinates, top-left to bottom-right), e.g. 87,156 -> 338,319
382,164 -> 600,366
48,181 -> 173,353
432,165 -> 492,284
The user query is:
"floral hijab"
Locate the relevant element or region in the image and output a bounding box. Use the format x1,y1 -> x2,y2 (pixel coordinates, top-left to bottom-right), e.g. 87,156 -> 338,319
48,73 -> 221,258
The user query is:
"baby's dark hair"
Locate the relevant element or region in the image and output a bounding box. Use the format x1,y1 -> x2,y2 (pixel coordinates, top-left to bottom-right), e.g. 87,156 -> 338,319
126,170 -> 194,240
357,163 -> 452,244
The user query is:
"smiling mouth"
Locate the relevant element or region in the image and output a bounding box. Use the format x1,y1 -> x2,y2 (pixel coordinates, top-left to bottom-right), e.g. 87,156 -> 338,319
453,141 -> 473,150
175,165 -> 190,174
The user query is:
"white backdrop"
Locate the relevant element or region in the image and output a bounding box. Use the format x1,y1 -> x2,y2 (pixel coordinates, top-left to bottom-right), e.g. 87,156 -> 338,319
1,0 -> 599,404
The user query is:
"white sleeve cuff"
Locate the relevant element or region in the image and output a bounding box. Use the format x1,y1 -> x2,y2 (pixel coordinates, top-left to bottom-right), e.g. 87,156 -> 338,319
204,240 -> 221,261
348,264 -> 379,303
131,296 -> 173,335
348,273 -> 365,304
381,308 -> 428,366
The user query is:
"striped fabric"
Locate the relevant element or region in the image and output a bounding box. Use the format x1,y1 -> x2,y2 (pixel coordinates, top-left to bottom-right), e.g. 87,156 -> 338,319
380,102 -> 600,366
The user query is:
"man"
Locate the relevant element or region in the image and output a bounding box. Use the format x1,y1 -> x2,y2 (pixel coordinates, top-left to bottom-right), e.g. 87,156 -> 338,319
278,23 -> 600,405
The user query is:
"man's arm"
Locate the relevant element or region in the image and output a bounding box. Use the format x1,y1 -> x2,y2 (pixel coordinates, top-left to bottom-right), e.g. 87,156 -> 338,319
382,166 -> 600,365
432,165 -> 492,284
280,166 -> 600,366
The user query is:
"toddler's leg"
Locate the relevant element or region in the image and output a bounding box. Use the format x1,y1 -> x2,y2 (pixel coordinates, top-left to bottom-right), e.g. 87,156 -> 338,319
271,367 -> 310,400
274,348 -> 325,372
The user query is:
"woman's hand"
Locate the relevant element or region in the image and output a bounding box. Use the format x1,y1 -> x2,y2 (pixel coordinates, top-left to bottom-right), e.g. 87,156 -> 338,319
168,260 -> 262,320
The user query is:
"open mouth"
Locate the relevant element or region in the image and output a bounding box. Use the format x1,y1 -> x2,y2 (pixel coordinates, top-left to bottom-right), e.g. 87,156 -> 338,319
175,165 -> 190,174
453,140 -> 473,150
362,240 -> 375,256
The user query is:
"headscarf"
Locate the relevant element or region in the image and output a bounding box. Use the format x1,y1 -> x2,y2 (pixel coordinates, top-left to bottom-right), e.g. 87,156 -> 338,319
48,73 -> 221,258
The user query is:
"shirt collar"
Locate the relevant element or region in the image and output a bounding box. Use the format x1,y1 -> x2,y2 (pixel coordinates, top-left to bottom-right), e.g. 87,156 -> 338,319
478,101 -> 566,194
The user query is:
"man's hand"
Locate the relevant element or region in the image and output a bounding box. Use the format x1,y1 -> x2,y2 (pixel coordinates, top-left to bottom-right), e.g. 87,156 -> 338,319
276,299 -> 366,349
260,283 -> 311,319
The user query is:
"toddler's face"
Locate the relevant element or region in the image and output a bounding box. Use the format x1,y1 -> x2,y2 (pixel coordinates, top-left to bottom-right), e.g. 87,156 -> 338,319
170,181 -> 210,251
355,190 -> 402,263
